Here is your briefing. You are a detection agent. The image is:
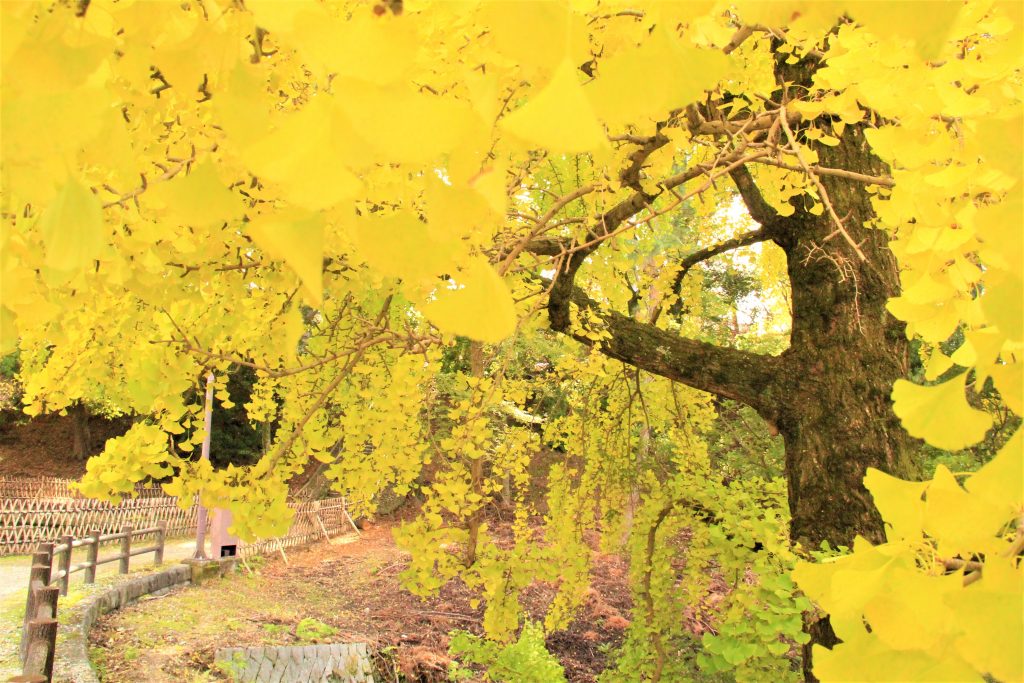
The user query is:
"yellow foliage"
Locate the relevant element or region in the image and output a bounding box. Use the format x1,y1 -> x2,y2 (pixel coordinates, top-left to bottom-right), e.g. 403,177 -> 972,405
891,374 -> 992,451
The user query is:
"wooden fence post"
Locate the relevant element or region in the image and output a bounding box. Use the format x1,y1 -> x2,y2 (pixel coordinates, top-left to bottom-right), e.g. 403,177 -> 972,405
154,522 -> 166,566
21,608 -> 58,681
57,535 -> 72,597
20,550 -> 52,664
20,582 -> 58,678
119,525 -> 132,574
84,529 -> 101,584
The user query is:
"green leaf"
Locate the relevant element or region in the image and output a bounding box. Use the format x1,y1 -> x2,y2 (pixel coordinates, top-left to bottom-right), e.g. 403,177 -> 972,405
40,176 -> 105,274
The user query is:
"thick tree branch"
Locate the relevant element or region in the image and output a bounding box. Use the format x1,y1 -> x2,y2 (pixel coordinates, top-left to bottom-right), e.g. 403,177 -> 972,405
554,286 -> 781,416
729,165 -> 780,227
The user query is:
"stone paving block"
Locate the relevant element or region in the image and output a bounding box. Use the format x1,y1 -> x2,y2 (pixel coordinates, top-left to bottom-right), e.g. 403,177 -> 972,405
212,643 -> 374,682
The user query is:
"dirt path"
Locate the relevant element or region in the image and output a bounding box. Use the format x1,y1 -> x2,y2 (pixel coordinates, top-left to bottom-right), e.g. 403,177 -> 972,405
0,563 -> 29,603
88,523 -> 635,683
0,537 -> 200,602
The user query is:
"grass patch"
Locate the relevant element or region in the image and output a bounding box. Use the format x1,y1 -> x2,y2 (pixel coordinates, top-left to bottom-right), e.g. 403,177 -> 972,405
0,554 -> 31,568
0,590 -> 27,678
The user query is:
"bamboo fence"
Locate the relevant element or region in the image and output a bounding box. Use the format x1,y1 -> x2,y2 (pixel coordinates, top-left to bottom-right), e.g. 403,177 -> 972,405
1,477 -> 354,557
0,496 -> 196,556
238,498 -> 355,558
0,476 -> 164,499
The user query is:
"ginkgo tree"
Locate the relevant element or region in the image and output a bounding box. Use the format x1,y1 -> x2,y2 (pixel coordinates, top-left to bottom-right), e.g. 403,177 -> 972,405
1,0 -> 1021,680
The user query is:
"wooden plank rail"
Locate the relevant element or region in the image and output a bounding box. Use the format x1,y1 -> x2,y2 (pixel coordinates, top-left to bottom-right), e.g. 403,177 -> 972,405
15,523 -> 167,682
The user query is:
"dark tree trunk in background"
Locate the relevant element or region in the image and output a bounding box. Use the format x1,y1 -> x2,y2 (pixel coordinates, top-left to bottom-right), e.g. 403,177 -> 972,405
769,122 -> 916,681
70,402 -> 91,461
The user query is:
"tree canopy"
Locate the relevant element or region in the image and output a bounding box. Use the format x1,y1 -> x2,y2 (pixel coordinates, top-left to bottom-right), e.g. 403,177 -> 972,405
1,1 -> 1021,680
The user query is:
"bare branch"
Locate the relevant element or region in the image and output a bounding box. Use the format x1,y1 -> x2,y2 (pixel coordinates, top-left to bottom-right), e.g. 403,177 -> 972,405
651,225 -> 776,325
751,157 -> 895,188
779,105 -> 867,261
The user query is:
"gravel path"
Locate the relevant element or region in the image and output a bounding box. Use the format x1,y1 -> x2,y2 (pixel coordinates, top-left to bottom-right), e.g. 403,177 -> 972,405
0,538 -> 200,601
0,564 -> 30,603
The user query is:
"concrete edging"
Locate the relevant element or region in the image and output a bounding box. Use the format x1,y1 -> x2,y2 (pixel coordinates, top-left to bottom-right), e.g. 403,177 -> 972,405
54,559 -> 236,682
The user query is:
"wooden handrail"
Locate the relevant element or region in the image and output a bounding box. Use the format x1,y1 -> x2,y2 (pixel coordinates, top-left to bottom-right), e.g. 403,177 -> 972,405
50,526 -> 166,555
19,521 -> 169,680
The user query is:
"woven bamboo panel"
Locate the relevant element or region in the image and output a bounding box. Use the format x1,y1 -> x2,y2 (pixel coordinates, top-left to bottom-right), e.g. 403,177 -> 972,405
2,477 -> 351,556
0,494 -> 199,555
239,499 -> 353,557
0,476 -> 164,499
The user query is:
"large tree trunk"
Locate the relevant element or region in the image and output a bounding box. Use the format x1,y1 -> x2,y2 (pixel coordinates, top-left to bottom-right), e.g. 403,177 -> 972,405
538,46 -> 918,680
545,123 -> 915,683
771,122 -> 917,550
769,112 -> 917,682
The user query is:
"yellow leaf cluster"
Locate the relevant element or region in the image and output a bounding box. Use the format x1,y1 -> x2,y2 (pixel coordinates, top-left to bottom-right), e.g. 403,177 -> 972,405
795,433 -> 1024,682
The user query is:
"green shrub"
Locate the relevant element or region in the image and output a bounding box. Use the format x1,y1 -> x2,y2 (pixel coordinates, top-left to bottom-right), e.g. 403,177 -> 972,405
449,622 -> 566,682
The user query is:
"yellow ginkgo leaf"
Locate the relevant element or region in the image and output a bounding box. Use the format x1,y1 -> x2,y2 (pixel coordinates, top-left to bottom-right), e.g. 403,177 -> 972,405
298,12 -> 417,85
340,83 -> 480,166
245,0 -> 325,35
214,65 -> 274,147
420,257 -> 516,343
146,161 -> 243,227
587,28 -> 731,128
891,373 -> 992,450
944,558 -> 1024,683
247,210 -> 324,306
844,1 -> 963,59
964,429 -> 1022,510
425,177 -> 502,247
242,97 -> 365,210
924,465 -> 1010,556
924,350 -> 955,381
863,468 -> 926,541
353,210 -> 460,285
981,269 -> 1024,344
0,306 -> 17,355
990,363 -> 1022,415
863,568 -> 959,652
813,627 -> 982,683
39,176 -> 105,274
477,0 -> 586,73
500,61 -> 608,155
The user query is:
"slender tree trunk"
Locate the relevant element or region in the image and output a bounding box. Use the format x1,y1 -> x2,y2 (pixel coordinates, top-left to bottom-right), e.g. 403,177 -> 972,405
70,402 -> 91,461
464,341 -> 486,567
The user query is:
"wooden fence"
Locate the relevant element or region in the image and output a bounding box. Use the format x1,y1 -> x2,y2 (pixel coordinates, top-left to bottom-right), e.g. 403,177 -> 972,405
0,477 -> 164,499
0,495 -> 197,556
11,497 -> 356,682
16,526 -> 166,682
238,498 -> 357,557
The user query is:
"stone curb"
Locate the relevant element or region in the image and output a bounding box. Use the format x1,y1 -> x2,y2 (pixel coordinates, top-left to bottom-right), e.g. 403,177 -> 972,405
53,559 -> 236,682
